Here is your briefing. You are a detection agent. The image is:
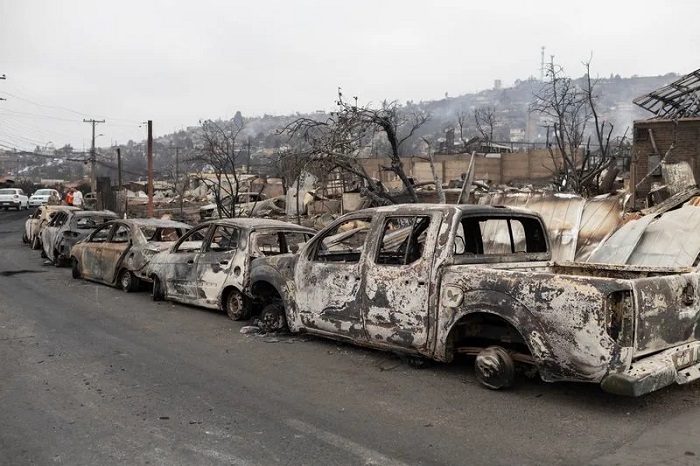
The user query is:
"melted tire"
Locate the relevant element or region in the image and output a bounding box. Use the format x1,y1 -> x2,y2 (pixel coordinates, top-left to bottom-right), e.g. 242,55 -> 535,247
71,258 -> 82,279
257,302 -> 288,333
152,276 -> 165,301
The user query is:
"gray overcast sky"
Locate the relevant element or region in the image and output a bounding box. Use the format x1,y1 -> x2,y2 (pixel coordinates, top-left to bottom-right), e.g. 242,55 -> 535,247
1,0 -> 698,152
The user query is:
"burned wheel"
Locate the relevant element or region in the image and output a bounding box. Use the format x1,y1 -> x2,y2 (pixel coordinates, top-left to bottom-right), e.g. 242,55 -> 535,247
474,346 -> 515,390
152,276 -> 165,301
257,302 -> 288,333
71,258 -> 82,279
119,269 -> 139,292
31,235 -> 41,250
22,232 -> 29,244
224,289 -> 250,321
54,250 -> 65,267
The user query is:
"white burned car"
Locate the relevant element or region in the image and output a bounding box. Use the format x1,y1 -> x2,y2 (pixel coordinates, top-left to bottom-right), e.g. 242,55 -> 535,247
146,218 -> 315,320
70,218 -> 191,291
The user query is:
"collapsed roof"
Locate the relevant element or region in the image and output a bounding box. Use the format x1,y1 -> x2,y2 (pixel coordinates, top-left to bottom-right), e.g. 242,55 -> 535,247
633,68 -> 700,119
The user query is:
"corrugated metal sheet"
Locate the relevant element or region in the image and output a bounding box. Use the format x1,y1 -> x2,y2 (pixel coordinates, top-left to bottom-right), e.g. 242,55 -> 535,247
476,191 -> 626,262
574,194 -> 628,262
588,205 -> 700,267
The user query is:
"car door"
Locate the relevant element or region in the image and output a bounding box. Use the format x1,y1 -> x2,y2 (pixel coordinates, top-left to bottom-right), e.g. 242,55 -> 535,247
80,223 -> 115,281
99,222 -> 133,284
42,212 -> 67,260
362,214 -> 436,350
195,224 -> 241,308
294,216 -> 373,337
163,224 -> 211,303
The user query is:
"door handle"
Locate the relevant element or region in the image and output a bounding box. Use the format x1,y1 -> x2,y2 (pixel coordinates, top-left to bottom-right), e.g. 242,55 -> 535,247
219,260 -> 229,265
186,259 -> 194,264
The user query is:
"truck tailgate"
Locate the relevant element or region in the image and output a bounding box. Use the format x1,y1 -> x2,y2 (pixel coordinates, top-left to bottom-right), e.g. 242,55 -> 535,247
634,273 -> 700,357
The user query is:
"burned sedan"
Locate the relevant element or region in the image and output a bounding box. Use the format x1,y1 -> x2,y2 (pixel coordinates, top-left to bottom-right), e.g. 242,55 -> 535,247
70,218 -> 191,291
41,210 -> 118,266
146,218 -> 315,320
24,205 -> 80,249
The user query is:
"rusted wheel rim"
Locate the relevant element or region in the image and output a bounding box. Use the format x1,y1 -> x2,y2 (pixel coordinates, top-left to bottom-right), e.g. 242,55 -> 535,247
474,346 -> 515,390
120,271 -> 132,291
226,290 -> 247,320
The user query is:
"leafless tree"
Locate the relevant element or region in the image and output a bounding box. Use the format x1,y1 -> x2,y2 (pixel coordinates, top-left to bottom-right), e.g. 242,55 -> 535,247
530,58 -> 619,195
281,90 -> 430,204
194,118 -> 246,218
474,105 -> 497,143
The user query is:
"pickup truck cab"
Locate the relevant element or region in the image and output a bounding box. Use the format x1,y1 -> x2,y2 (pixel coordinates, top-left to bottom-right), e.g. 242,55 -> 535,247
250,204 -> 700,396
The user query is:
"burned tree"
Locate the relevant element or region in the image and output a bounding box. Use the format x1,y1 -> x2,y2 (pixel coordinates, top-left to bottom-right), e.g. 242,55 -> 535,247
194,118 -> 246,218
282,90 -> 429,204
531,59 -> 620,195
474,105 -> 498,143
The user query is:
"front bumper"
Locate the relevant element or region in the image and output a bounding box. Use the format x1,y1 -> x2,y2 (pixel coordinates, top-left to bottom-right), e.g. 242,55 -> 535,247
601,341 -> 700,396
29,199 -> 47,206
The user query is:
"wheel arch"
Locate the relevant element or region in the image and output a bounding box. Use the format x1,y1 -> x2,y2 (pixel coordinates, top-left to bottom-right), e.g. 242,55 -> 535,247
440,302 -> 555,380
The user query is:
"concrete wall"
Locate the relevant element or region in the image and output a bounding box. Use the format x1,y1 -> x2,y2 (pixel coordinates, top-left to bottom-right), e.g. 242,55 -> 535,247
358,150 -> 561,188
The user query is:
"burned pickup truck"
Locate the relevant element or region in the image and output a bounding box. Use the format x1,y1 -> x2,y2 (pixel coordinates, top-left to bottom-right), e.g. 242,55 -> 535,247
249,204 -> 700,396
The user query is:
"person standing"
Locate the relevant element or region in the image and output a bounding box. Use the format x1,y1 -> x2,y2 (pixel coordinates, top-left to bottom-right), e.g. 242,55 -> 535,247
72,188 -> 84,209
65,188 -> 74,206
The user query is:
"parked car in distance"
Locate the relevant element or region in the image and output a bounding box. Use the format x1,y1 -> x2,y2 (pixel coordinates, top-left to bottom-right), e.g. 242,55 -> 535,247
70,218 -> 192,291
28,188 -> 60,207
147,218 -> 315,320
24,205 -> 81,249
0,188 -> 29,210
41,209 -> 118,266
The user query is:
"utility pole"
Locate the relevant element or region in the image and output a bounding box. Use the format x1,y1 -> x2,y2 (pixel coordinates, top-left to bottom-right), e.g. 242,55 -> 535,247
83,119 -> 105,193
116,147 -> 122,188
147,120 -> 153,217
173,145 -> 184,218
115,146 -> 124,217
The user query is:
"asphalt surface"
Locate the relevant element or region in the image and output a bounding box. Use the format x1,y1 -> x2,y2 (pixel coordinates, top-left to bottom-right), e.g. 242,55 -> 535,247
1,208 -> 700,466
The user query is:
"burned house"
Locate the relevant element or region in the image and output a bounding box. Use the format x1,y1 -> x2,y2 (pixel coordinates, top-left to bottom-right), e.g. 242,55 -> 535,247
632,69 -> 700,204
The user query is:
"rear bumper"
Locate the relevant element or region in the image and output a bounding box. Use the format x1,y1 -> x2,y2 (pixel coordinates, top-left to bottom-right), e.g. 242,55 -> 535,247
601,341 -> 700,396
0,200 -> 20,207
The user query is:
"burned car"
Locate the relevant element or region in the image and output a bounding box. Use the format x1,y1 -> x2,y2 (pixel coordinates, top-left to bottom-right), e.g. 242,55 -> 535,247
41,210 -> 118,266
24,205 -> 80,249
70,218 -> 191,291
147,218 -> 315,320
249,204 -> 700,396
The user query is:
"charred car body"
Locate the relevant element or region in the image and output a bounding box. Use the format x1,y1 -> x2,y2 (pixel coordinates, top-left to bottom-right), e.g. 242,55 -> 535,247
146,218 -> 315,320
249,204 -> 700,396
70,218 -> 191,291
41,210 -> 118,266
24,205 -> 80,249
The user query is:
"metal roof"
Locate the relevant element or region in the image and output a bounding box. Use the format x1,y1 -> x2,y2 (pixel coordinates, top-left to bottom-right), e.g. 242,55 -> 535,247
633,69 -> 700,119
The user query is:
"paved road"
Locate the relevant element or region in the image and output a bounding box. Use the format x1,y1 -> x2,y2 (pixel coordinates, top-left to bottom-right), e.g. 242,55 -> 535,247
1,209 -> 699,466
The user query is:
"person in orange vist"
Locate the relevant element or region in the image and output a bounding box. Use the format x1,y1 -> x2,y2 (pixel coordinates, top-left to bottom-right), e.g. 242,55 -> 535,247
65,188 -> 74,206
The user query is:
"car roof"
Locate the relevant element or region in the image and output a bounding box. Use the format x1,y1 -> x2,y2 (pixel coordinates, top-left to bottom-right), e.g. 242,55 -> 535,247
108,218 -> 192,229
351,203 -> 542,218
201,217 -> 315,232
71,210 -> 118,218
